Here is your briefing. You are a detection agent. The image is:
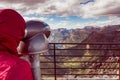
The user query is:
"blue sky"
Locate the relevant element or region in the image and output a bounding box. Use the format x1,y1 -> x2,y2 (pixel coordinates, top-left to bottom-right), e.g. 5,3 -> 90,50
0,0 -> 120,29
80,0 -> 95,4
23,13 -> 110,29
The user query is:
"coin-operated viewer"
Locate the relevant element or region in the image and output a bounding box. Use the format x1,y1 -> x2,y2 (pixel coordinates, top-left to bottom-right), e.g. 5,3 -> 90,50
18,20 -> 51,80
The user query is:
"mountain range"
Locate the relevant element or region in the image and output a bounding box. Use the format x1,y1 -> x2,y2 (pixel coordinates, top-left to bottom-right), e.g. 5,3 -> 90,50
42,25 -> 120,78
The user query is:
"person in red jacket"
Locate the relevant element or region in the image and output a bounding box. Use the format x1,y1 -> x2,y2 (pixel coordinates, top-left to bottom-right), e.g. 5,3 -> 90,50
0,9 -> 33,80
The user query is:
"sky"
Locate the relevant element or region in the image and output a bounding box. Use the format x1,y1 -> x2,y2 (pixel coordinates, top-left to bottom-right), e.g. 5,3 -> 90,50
0,0 -> 120,29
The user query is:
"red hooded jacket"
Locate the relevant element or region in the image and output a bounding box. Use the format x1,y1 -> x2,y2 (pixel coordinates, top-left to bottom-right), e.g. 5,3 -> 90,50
0,9 -> 33,80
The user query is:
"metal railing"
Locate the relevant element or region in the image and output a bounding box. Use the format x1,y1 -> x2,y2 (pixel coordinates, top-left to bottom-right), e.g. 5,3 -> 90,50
40,43 -> 120,80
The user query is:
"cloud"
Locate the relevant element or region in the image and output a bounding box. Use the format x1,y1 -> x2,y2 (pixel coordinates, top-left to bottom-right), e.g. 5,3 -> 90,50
81,0 -> 120,18
24,16 -> 48,22
49,21 -> 71,29
87,17 -> 120,27
0,0 -> 120,18
0,0 -> 83,16
1,0 -> 46,5
0,0 -> 120,29
49,18 -> 54,21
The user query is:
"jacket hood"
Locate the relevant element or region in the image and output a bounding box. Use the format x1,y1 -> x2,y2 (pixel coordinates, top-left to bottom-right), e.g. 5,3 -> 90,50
0,9 -> 26,55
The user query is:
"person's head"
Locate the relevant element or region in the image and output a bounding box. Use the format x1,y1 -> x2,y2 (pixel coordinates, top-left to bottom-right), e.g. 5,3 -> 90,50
0,9 -> 26,55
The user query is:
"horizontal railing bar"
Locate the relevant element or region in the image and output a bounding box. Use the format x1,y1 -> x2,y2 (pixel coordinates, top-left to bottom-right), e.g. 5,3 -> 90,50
40,61 -> 119,63
41,68 -> 119,69
41,74 -> 119,75
42,78 -> 118,80
49,43 -> 120,45
40,55 -> 119,57
50,49 -> 120,50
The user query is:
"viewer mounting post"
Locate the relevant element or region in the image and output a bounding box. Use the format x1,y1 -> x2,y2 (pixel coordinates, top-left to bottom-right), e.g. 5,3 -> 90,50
18,20 -> 51,80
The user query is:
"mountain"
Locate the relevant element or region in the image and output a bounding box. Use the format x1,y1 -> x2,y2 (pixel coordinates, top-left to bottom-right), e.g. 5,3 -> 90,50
75,25 -> 120,77
48,28 -> 71,43
42,25 -> 120,78
49,27 -> 100,44
82,25 -> 120,56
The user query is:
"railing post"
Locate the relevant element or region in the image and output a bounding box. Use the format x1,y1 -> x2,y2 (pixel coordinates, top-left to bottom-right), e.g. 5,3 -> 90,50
118,54 -> 120,80
53,43 -> 57,80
